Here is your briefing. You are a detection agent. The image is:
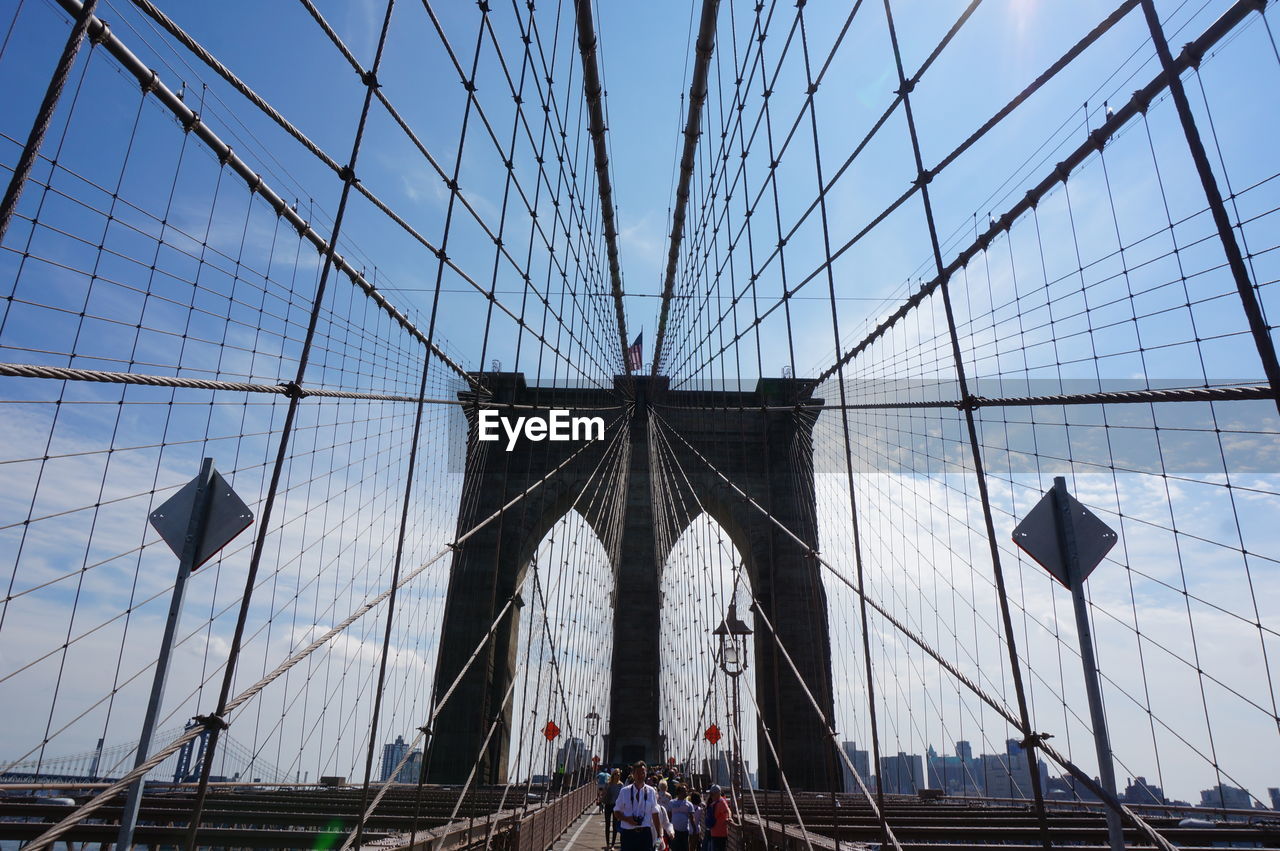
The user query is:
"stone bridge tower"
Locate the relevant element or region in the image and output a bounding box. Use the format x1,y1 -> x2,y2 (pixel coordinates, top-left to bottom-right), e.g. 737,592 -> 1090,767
427,374 -> 838,791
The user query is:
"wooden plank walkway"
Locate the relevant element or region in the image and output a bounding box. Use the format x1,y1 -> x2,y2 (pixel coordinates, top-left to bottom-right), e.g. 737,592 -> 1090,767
549,806 -> 612,851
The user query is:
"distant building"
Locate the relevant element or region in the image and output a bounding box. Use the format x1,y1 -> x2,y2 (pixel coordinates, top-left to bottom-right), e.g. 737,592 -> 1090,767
556,737 -> 588,773
1269,788 -> 1280,810
1122,776 -> 1165,805
1046,772 -> 1100,802
1200,784 -> 1252,810
397,750 -> 423,784
978,740 -> 1047,800
713,750 -> 731,786
879,752 -> 924,794
840,742 -> 872,793
927,743 -> 982,796
381,736 -> 410,783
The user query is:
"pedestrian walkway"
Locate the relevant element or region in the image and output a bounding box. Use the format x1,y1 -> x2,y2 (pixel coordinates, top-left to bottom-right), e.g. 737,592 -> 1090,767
548,807 -> 611,851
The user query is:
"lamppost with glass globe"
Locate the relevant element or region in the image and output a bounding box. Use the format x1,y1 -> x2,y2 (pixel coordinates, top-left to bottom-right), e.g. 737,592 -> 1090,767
714,600 -> 752,801
585,710 -> 601,787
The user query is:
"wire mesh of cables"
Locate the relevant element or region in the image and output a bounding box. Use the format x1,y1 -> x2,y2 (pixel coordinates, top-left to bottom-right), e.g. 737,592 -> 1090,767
0,0 -> 631,843
646,0 -> 1280,837
4,0 -> 1280,849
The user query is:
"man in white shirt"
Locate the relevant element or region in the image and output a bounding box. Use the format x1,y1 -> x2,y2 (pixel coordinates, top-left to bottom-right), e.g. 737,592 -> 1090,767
613,761 -> 660,851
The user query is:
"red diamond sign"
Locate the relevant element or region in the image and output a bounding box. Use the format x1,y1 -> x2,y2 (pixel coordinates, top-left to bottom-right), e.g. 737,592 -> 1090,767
542,721 -> 560,741
704,724 -> 721,744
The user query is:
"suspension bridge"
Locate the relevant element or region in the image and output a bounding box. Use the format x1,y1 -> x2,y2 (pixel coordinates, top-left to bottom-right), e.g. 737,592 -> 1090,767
1,0 -> 1279,849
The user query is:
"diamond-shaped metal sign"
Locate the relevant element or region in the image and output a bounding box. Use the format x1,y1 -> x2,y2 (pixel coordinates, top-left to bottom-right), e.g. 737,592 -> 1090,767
150,469 -> 253,569
542,721 -> 560,741
1012,486 -> 1116,587
704,724 -> 721,745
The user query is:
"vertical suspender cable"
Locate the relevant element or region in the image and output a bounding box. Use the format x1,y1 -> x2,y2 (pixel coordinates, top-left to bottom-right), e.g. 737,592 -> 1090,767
1135,0 -> 1280,413
180,3 -> 402,847
878,0 -> 1052,845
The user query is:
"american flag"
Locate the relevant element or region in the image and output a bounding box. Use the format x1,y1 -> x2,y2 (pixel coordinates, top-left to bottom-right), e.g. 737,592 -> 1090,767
626,332 -> 643,371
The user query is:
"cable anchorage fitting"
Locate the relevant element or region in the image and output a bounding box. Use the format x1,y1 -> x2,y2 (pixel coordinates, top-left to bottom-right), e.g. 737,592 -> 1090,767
89,19 -> 111,46
278,381 -> 309,400
1178,40 -> 1205,69
1126,89 -> 1150,116
1020,731 -> 1053,750
194,713 -> 229,732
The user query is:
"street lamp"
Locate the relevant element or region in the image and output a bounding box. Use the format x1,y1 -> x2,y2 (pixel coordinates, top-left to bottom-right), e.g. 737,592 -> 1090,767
714,600 -> 752,799
585,710 -> 601,786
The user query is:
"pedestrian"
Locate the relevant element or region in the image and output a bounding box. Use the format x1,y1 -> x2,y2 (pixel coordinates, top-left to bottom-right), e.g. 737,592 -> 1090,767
656,778 -> 672,811
703,785 -> 734,851
604,769 -> 624,848
597,766 -> 611,813
652,797 -> 675,851
688,792 -> 705,851
666,785 -> 695,851
613,761 -> 660,851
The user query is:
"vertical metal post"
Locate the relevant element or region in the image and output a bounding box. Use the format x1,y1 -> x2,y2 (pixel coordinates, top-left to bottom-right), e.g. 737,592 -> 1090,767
1053,477 -> 1124,851
731,673 -> 742,800
116,457 -> 215,850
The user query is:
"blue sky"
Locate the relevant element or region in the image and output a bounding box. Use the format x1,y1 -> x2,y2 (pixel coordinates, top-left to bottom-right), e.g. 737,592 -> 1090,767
2,0 -> 1280,811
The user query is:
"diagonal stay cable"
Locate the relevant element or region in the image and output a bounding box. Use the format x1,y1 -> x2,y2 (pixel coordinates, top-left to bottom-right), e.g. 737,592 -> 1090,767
649,412 -> 895,845
18,410 -> 626,851
333,596 -> 519,851
332,416 -> 630,850
665,0 -> 1129,382
664,0 -> 1211,385
50,0 -> 477,390
651,409 -> 1179,851
747,594 -> 904,851
814,0 -> 1264,387
84,0 -> 615,388
662,0 -> 979,378
0,0 -> 99,243
731,658 -> 814,851
530,559 -> 579,739
291,0 -> 623,382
